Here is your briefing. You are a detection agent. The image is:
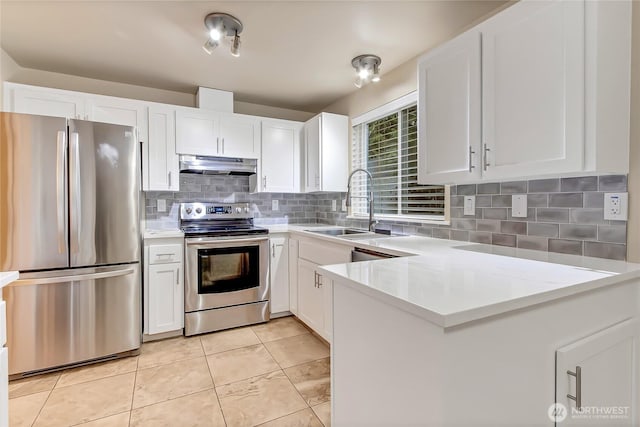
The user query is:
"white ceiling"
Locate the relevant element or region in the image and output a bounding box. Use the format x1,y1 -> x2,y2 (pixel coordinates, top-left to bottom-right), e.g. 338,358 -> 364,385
1,1 -> 506,112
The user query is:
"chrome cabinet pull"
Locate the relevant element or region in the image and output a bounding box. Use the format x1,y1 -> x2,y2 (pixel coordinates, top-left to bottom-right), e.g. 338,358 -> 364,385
272,243 -> 275,257
263,176 -> 267,189
567,366 -> 582,409
468,146 -> 476,172
216,137 -> 220,153
317,273 -> 323,288
176,268 -> 180,285
221,137 -> 225,154
168,171 -> 172,188
313,272 -> 318,288
483,143 -> 491,171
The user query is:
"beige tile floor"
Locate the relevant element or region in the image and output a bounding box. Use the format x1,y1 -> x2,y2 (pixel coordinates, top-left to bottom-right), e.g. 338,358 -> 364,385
8,316 -> 331,427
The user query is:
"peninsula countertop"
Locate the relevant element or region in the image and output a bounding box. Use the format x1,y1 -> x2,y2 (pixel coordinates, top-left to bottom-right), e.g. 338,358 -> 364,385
264,223 -> 640,328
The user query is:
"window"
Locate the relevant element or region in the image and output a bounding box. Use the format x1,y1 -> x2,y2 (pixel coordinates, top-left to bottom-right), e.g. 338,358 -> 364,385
351,97 -> 446,221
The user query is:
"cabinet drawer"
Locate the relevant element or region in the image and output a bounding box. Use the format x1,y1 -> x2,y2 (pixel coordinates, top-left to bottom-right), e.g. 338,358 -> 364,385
0,301 -> 5,347
299,240 -> 351,265
148,244 -> 183,264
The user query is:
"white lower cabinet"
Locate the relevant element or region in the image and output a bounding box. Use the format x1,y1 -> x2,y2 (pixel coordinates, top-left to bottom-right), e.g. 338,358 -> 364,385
295,238 -> 351,342
144,238 -> 184,338
556,318 -> 639,426
288,239 -> 299,316
269,235 -> 290,315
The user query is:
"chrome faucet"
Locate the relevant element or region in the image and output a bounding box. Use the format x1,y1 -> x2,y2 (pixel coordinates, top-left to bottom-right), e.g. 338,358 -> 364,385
345,168 -> 378,232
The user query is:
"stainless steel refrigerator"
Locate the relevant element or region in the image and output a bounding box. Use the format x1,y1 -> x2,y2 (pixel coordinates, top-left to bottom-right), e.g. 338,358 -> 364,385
0,112 -> 141,377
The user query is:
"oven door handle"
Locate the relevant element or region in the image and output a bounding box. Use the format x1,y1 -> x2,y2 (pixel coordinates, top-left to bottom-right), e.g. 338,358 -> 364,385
185,236 -> 270,246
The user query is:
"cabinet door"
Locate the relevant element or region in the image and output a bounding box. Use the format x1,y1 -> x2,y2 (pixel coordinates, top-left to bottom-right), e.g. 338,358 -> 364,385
11,85 -> 86,119
417,30 -> 482,185
297,259 -> 324,334
175,108 -> 219,156
319,113 -> 349,192
147,106 -> 179,191
219,113 -> 260,158
261,120 -> 301,192
304,115 -> 321,192
87,96 -> 148,143
556,319 -> 639,426
270,236 -> 290,314
320,275 -> 333,342
481,0 -> 584,180
148,263 -> 184,334
288,239 -> 299,316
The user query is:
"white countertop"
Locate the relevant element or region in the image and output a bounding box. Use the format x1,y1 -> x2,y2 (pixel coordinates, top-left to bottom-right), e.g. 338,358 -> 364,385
143,229 -> 184,239
0,271 -> 19,288
271,225 -> 640,329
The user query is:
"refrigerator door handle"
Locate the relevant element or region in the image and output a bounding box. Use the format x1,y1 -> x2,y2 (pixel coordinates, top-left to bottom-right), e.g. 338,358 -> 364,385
11,267 -> 135,286
56,130 -> 67,253
70,132 -> 81,253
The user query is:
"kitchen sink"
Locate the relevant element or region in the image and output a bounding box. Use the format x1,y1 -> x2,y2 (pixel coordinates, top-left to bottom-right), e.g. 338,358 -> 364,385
305,228 -> 374,237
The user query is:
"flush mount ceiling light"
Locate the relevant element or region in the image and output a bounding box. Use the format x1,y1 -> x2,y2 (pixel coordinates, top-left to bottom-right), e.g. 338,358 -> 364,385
203,12 -> 243,57
352,54 -> 382,88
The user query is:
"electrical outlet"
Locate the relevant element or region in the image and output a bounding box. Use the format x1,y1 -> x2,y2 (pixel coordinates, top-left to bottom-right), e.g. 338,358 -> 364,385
511,194 -> 527,218
604,192 -> 628,220
272,199 -> 279,211
463,196 -> 475,216
342,199 -> 347,211
332,200 -> 337,211
157,199 -> 166,213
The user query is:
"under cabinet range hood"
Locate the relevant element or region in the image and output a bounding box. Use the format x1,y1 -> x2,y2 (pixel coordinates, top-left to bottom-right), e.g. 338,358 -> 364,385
179,155 -> 257,175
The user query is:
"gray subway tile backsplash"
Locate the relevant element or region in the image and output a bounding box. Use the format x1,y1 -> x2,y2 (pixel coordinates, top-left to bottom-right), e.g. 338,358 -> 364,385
548,193 -> 583,208
144,173 -> 628,260
500,181 -> 528,194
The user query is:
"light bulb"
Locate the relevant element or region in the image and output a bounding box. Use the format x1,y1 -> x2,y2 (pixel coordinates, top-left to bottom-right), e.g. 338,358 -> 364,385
230,33 -> 241,57
203,38 -> 219,54
354,77 -> 363,88
358,68 -> 370,79
209,27 -> 222,41
371,63 -> 380,82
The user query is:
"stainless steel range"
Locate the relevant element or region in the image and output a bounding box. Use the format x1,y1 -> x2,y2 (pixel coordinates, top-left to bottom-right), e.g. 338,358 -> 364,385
180,202 -> 269,336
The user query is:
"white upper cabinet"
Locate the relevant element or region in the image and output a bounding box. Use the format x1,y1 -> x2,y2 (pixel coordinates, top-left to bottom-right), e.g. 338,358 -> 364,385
481,0 -> 584,180
87,96 -> 148,143
218,113 -> 260,158
417,0 -> 632,184
303,112 -> 349,192
175,108 -> 260,159
175,108 -> 220,156
6,83 -> 86,119
417,30 -> 481,184
253,118 -> 302,193
146,105 -> 179,191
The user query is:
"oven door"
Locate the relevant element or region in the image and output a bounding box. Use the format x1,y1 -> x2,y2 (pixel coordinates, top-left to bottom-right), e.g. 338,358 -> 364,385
185,236 -> 269,312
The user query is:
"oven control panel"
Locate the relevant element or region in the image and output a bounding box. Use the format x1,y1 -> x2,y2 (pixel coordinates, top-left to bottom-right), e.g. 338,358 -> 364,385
180,202 -> 252,220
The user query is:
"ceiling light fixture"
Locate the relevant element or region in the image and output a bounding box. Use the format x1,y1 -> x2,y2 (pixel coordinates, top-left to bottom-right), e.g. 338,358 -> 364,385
352,54 -> 382,88
203,12 -> 243,57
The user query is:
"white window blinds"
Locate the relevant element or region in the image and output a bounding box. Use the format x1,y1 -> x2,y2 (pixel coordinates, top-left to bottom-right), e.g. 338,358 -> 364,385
351,104 -> 445,219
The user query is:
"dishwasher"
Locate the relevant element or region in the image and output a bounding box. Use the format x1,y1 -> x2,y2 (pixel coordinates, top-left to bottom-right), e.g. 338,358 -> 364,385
351,247 -> 398,262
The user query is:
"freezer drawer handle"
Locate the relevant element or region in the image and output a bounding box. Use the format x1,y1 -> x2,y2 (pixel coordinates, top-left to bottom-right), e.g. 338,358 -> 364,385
12,267 -> 135,286
567,366 -> 582,409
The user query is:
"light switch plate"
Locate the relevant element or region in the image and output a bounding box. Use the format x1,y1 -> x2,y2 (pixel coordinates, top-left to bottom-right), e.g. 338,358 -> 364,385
332,200 -> 337,211
604,192 -> 628,220
511,194 -> 527,218
463,196 -> 475,216
272,199 -> 279,211
156,199 -> 166,213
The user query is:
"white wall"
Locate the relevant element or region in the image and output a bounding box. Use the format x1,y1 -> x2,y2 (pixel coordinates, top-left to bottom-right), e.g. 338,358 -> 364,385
0,48 -> 314,121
